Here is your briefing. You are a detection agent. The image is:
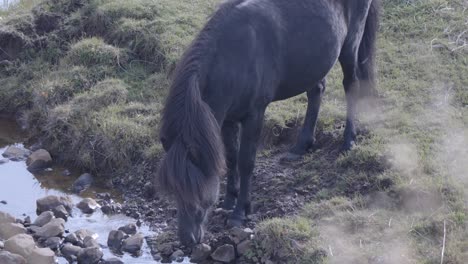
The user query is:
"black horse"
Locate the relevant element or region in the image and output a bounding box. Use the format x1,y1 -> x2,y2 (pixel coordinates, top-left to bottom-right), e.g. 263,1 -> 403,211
158,0 -> 380,246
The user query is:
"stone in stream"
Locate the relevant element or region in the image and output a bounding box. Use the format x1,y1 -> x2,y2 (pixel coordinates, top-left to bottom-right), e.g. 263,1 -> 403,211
72,173 -> 94,194
75,229 -> 97,242
35,218 -> 65,239
77,247 -> 103,264
121,233 -> 144,255
44,236 -> 61,250
191,243 -> 212,262
36,195 -> 73,215
77,198 -> 100,214
107,230 -> 126,251
27,247 -> 56,264
211,244 -> 235,263
83,236 -> 100,248
4,234 -> 36,260
236,239 -> 252,256
170,249 -> 184,262
0,251 -> 26,264
101,258 -> 124,264
33,211 -> 54,227
64,233 -> 79,245
2,146 -> 30,161
0,211 -> 15,224
26,149 -> 52,172
0,222 -> 26,240
0,158 -> 9,165
61,243 -> 82,258
52,205 -> 69,221
118,223 -> 137,235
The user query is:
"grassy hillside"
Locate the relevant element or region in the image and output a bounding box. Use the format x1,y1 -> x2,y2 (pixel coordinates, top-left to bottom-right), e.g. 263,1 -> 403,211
1,0 -> 467,263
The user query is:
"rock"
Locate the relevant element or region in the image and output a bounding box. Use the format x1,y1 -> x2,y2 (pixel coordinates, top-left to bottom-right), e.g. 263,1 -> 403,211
0,223 -> 26,240
0,158 -> 9,164
35,218 -> 65,239
62,169 -> 71,176
83,236 -> 100,248
4,234 -> 36,259
158,243 -> 173,256
107,230 -> 125,251
170,249 -> 184,262
191,243 -> 211,262
230,227 -> 253,244
64,233 -> 79,245
27,225 -> 41,234
72,173 -> 94,194
0,251 -> 26,264
23,216 -> 31,226
77,247 -> 103,264
36,196 -> 73,215
143,182 -> 155,198
0,240 -> 3,249
61,243 -> 81,258
0,211 -> 15,224
75,229 -> 97,242
26,149 -> 52,172
2,146 -> 29,160
118,223 -> 137,235
33,211 -> 54,227
96,193 -> 111,201
236,239 -> 252,256
0,200 -> 7,204
211,244 -> 235,263
77,198 -> 100,214
44,236 -> 61,250
121,233 -> 144,255
27,247 -> 55,264
101,258 -> 124,264
52,205 -> 69,221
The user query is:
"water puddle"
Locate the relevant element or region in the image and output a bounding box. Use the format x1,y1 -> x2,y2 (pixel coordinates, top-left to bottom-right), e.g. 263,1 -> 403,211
0,118 -> 158,263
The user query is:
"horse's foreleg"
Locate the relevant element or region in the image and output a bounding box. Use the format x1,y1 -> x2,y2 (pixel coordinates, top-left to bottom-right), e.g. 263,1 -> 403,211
286,79 -> 326,160
228,108 -> 265,227
340,51 -> 360,151
221,121 -> 240,210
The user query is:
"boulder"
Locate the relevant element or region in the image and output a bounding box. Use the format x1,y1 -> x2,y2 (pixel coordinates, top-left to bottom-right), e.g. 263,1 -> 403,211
26,247 -> 55,264
52,205 -> 69,221
77,247 -> 103,264
118,223 -> 137,235
36,196 -> 73,215
0,211 -> 15,224
236,239 -> 252,256
77,198 -> 100,214
0,251 -> 26,264
26,149 -> 52,171
83,236 -> 100,248
121,233 -> 144,255
2,146 -> 30,160
72,173 -> 94,194
44,236 -> 61,250
0,223 -> 26,240
107,230 -> 125,250
32,211 -> 54,227
191,243 -> 211,262
4,234 -> 36,259
75,229 -> 97,241
230,227 -> 253,244
170,249 -> 184,262
211,244 -> 235,263
35,218 -> 65,239
61,243 -> 81,258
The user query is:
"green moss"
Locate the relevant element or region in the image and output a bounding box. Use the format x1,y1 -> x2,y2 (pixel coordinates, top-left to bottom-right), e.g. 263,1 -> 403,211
66,37 -> 127,68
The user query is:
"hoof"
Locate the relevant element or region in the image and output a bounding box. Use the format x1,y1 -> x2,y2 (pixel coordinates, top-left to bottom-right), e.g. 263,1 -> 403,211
342,141 -> 356,152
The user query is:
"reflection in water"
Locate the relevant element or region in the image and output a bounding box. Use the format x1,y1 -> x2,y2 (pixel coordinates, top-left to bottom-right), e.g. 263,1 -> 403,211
0,119 -> 158,263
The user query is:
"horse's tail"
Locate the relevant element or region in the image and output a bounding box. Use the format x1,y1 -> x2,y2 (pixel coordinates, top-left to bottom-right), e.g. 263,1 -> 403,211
358,0 -> 380,98
157,60 -> 226,205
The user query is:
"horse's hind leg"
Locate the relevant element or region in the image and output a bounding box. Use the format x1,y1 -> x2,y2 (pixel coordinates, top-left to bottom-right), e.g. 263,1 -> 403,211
228,108 -> 266,227
221,121 -> 240,210
339,47 -> 360,151
285,79 -> 326,161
